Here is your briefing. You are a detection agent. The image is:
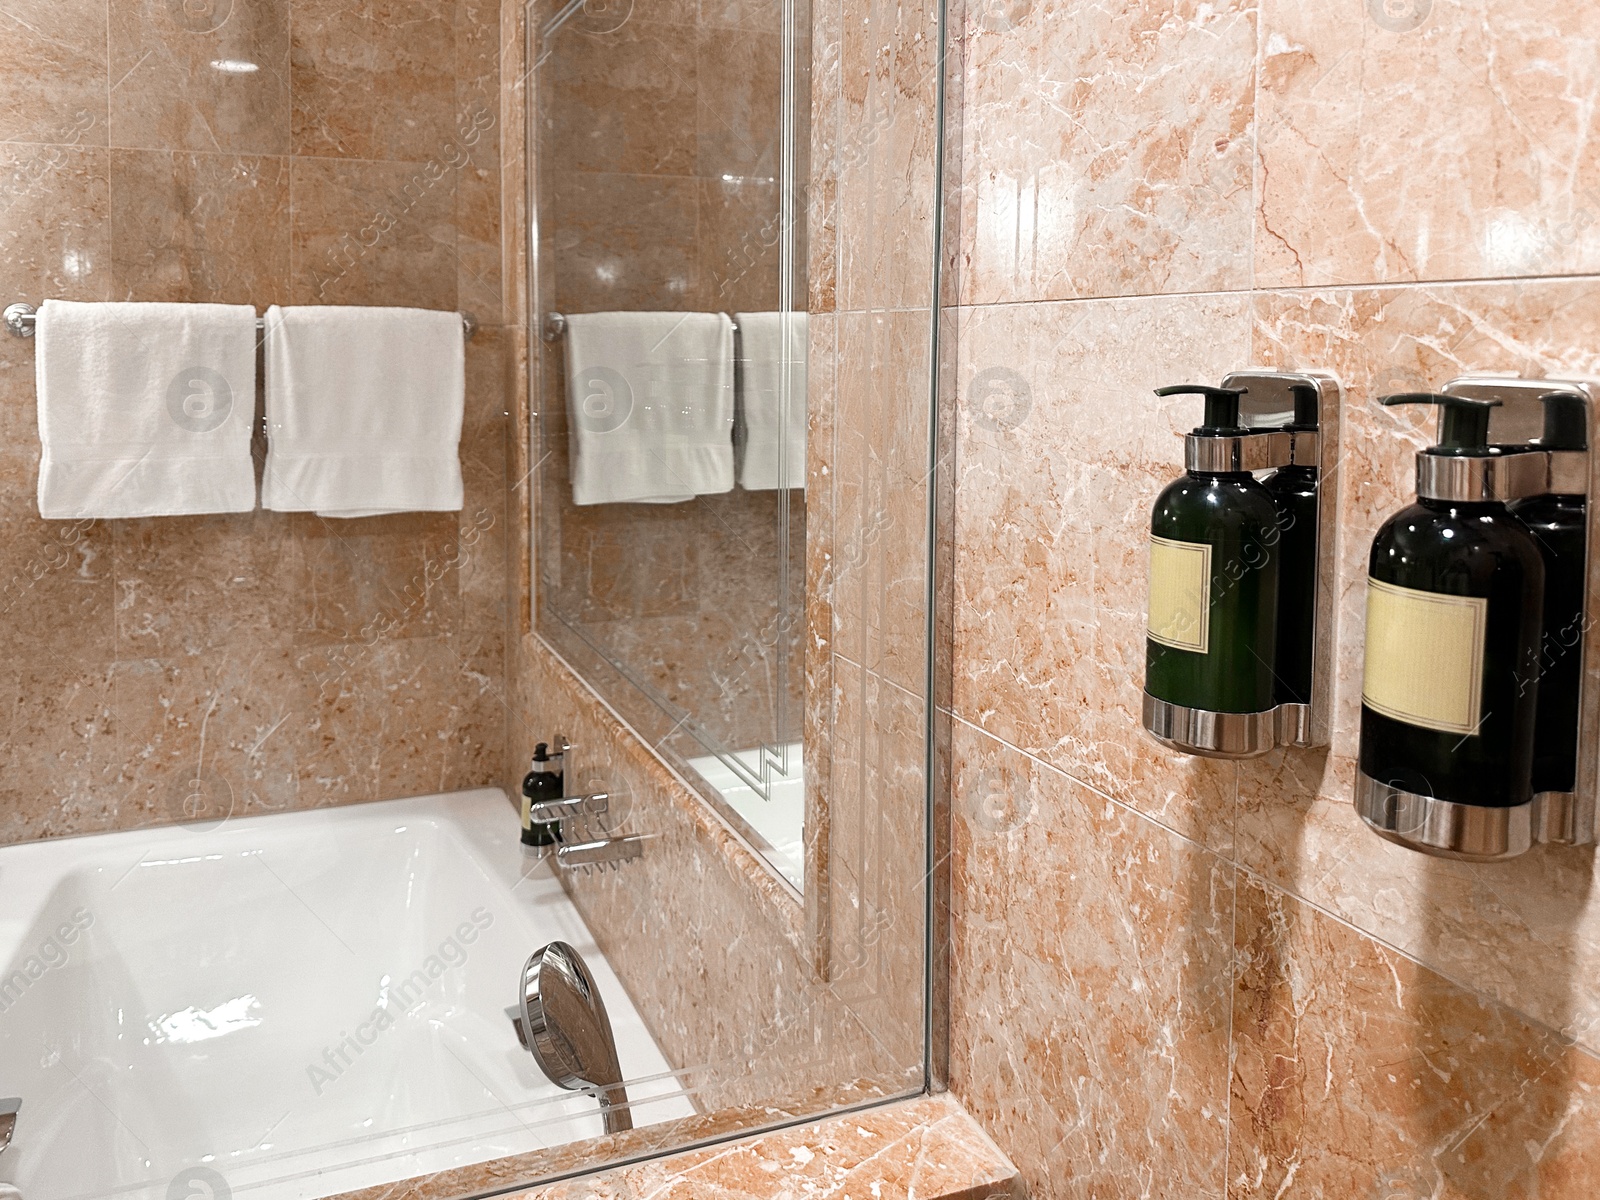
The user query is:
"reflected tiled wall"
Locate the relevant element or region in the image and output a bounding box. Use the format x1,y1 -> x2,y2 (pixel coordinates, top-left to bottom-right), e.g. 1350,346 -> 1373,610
946,1 -> 1600,1196
0,0 -> 514,845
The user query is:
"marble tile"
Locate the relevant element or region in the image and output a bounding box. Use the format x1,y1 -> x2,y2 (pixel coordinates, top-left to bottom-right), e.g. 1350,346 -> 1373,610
318,1094 -> 1016,1200
289,0 -> 459,162
957,0 -> 1256,306
289,155 -> 458,308
550,21 -> 698,176
1255,0 -> 1600,288
0,0 -> 107,148
1230,876 -> 1600,1199
111,649 -> 307,829
828,308 -> 931,694
834,0 -> 940,313
0,513 -> 115,662
516,1094 -> 1019,1200
804,310 -> 837,932
284,511 -> 464,648
952,293 -> 1251,852
550,169 -> 699,312
698,174 -> 781,312
454,0 -> 501,169
950,719 -> 1235,1200
109,148 -> 291,304
112,512 -> 297,659
0,661 -> 118,845
1239,278 -> 1600,1050
698,0 -> 783,36
0,335 -> 43,501
805,0 -> 839,314
0,143 -> 112,302
696,26 -> 781,180
366,629 -> 506,798
825,661 -> 926,1066
456,163 -> 504,322
106,0 -> 291,154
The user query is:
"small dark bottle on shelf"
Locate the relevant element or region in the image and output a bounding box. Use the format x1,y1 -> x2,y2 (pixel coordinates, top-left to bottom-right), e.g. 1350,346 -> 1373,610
1510,392 -> 1588,797
1145,384 -> 1282,715
521,743 -> 564,853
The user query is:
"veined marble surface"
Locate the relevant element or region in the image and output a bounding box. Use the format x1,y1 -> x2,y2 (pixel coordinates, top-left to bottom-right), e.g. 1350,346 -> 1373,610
946,0 -> 1600,1196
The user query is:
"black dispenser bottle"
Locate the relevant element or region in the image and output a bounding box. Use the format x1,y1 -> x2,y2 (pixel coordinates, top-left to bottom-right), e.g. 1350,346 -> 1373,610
521,743 -> 564,853
1263,383 -> 1321,706
1144,385 -> 1281,718
1357,394 -> 1546,847
1511,392 -> 1588,798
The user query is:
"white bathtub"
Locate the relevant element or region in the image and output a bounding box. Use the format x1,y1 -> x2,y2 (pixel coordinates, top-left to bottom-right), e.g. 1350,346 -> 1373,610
0,789 -> 693,1200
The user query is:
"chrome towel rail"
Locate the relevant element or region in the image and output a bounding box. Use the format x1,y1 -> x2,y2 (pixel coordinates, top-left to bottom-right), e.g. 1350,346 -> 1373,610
4,302 -> 476,341
541,311 -> 742,342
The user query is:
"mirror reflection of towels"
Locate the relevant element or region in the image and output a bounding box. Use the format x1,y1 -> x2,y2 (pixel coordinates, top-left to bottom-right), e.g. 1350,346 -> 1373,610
734,311 -> 807,491
563,312 -> 735,506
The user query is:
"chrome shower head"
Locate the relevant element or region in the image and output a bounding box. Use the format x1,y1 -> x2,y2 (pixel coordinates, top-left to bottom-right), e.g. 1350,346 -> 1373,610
515,941 -> 633,1134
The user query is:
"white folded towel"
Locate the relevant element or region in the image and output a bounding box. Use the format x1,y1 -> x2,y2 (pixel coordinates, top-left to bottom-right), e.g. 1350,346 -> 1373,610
262,306 -> 464,518
735,311 -> 808,491
34,300 -> 258,519
563,311 -> 735,506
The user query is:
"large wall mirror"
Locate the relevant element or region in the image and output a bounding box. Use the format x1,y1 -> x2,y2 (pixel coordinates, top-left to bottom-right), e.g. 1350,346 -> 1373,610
532,0 -> 814,899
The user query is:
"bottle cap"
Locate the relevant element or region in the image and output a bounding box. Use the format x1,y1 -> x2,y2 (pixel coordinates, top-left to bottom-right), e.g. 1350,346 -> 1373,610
1380,392 -> 1500,457
1536,390 -> 1588,451
1155,384 -> 1249,435
532,742 -> 550,764
1288,382 -> 1319,431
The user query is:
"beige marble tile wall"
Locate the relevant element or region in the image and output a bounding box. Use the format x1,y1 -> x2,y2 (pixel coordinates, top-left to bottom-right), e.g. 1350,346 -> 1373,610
945,1 -> 1600,1196
0,0 -> 515,845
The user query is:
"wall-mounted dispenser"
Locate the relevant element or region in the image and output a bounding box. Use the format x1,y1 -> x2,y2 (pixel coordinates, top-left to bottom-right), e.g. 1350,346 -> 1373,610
1142,371 -> 1341,759
1355,377 -> 1598,860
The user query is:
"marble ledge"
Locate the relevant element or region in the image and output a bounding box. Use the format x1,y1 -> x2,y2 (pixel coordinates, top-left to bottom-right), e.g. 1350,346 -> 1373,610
517,1094 -> 1020,1200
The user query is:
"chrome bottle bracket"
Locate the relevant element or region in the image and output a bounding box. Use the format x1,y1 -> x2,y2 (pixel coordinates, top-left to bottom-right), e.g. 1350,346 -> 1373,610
527,791 -> 610,825
1354,374 -> 1599,859
556,833 -> 648,874
1143,370 -> 1342,760
0,1096 -> 17,1155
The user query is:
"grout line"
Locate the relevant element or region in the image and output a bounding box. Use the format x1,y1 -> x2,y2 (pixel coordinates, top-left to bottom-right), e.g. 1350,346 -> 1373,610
946,708 -> 1226,861
951,268 -> 1600,316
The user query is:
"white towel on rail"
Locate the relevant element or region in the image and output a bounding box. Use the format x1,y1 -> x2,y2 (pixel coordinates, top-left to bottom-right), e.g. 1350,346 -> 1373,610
734,311 -> 807,490
563,311 -> 735,506
262,305 -> 464,518
34,299 -> 258,519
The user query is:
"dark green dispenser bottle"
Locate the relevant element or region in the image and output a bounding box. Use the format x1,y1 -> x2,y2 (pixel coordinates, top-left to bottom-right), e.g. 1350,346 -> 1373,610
521,742 -> 563,852
1263,383 -> 1321,705
1510,392 -> 1588,796
1145,385 -> 1281,715
1358,394 -> 1545,811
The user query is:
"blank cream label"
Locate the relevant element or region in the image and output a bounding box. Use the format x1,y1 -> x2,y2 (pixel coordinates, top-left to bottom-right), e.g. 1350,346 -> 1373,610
1363,578 -> 1488,736
1147,535 -> 1211,654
